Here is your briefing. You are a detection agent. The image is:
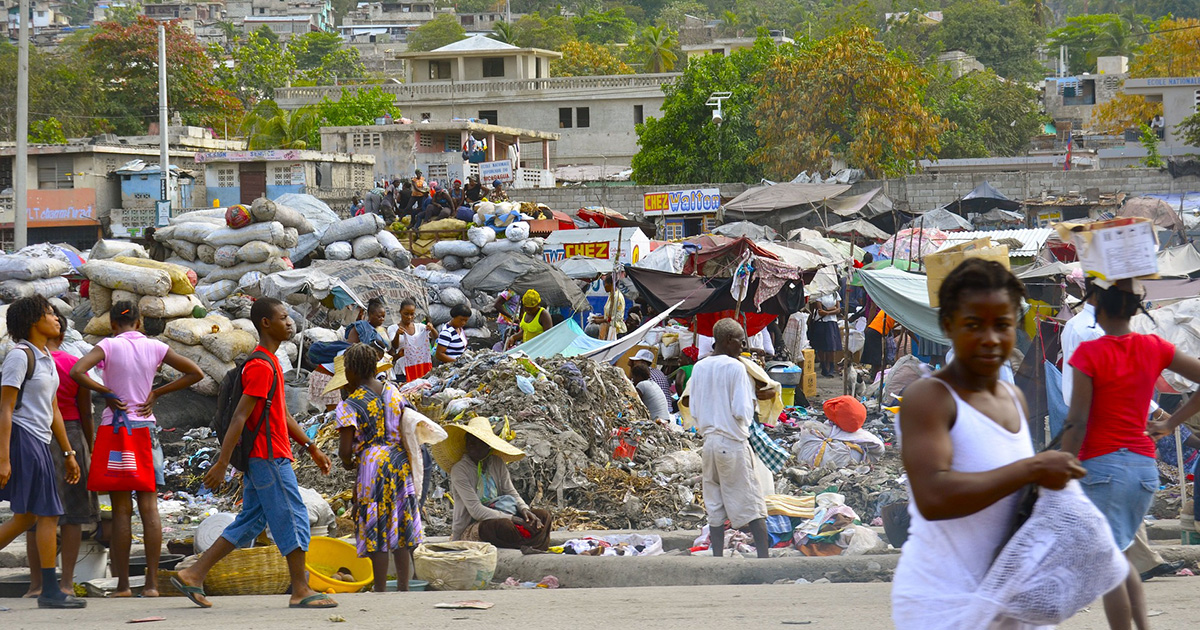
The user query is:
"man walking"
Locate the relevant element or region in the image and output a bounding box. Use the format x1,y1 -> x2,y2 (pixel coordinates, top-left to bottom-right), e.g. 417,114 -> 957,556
682,318 -> 770,558
172,298 -> 337,609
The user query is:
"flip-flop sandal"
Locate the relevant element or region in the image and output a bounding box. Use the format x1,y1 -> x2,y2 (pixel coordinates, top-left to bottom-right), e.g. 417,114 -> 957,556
170,576 -> 212,609
289,594 -> 339,609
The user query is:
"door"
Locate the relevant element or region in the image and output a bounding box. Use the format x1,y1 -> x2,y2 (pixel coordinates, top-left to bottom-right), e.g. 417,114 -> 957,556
239,164 -> 266,204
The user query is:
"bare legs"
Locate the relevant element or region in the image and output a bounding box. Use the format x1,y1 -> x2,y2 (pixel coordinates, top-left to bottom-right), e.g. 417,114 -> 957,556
110,490 -> 162,597
369,548 -> 414,593
175,537 -> 332,607
1101,562 -> 1150,630
25,522 -> 83,596
0,514 -> 73,599
709,518 -> 771,559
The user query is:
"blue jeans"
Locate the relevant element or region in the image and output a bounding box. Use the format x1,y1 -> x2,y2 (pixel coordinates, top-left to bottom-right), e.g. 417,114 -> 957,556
220,457 -> 310,556
1080,448 -> 1158,551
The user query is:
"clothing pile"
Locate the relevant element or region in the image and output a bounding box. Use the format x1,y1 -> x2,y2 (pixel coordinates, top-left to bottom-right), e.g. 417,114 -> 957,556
555,533 -> 664,557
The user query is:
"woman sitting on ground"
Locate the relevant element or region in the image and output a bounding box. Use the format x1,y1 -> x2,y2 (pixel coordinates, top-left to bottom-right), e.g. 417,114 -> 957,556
433,417 -> 551,551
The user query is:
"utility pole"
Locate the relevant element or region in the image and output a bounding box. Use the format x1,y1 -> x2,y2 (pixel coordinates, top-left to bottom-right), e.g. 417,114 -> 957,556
14,0 -> 30,250
157,22 -> 171,226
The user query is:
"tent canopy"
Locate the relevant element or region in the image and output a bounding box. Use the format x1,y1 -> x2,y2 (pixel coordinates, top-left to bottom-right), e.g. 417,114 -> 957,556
904,207 -> 974,231
879,228 -> 950,262
711,221 -> 780,241
1157,243 -> 1200,277
682,236 -> 782,276
859,267 -> 948,344
506,318 -> 607,359
946,181 -> 1021,214
827,218 -> 891,241
824,187 -> 893,219
624,266 -> 802,336
723,182 -> 853,215
557,256 -> 613,279
461,251 -> 591,311
1119,196 -> 1184,230
251,268 -> 364,310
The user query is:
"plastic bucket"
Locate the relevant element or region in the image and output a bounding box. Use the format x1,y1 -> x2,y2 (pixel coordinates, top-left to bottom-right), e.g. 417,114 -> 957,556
73,540 -> 109,582
306,536 -> 373,593
781,386 -> 796,407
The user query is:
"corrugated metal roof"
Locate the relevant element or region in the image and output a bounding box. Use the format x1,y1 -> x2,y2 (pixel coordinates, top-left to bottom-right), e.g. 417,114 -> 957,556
937,228 -> 1053,257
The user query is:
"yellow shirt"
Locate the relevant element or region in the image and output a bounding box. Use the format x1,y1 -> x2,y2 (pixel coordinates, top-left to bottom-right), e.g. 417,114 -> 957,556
520,308 -> 546,342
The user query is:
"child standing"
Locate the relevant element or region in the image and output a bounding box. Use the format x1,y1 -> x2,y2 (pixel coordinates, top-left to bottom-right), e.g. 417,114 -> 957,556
0,296 -> 86,608
336,343 -> 423,592
70,301 -> 203,597
24,313 -> 99,598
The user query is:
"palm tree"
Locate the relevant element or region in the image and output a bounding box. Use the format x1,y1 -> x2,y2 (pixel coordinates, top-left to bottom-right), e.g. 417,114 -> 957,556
636,25 -> 678,74
490,21 -> 517,45
718,10 -> 740,37
1019,0 -> 1052,29
241,101 -> 320,150
217,21 -> 240,49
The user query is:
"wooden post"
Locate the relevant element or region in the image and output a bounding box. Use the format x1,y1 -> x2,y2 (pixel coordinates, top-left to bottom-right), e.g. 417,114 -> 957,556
1177,426 -> 1188,514
842,235 -> 854,395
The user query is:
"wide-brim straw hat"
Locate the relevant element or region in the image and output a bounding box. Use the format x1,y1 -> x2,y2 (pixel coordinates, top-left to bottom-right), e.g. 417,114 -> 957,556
431,416 -> 525,472
322,353 -> 394,396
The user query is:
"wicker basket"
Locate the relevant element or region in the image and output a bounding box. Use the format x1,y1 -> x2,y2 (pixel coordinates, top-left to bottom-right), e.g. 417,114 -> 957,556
204,546 -> 291,596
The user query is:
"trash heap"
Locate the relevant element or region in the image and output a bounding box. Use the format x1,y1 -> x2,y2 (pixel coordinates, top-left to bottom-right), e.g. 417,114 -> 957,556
0,244 -> 74,303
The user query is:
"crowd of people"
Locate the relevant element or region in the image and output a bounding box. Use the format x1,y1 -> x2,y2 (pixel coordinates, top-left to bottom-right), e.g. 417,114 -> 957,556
350,174 -> 509,230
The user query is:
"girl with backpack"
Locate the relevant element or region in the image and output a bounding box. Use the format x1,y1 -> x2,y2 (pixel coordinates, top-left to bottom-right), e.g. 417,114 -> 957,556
0,296 -> 87,608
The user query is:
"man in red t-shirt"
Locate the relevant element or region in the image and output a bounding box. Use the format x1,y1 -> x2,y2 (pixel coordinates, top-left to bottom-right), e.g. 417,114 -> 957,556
173,298 -> 338,610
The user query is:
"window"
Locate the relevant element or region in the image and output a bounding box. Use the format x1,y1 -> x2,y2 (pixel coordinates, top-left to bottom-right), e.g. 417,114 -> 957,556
1061,78 -> 1096,106
37,156 -> 73,189
271,165 -> 296,186
216,167 -> 236,188
535,58 -> 543,79
0,157 -> 12,190
418,132 -> 433,148
427,164 -> 448,180
351,132 -> 382,148
445,134 -> 458,152
576,107 -> 590,128
558,108 -> 573,129
663,220 -> 683,240
429,60 -> 452,80
482,57 -> 505,78
634,105 -> 644,125
477,110 -> 498,125
420,112 -> 432,121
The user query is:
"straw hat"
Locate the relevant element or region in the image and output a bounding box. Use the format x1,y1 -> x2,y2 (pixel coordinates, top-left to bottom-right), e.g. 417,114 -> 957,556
431,416 -> 525,472
322,353 -> 394,396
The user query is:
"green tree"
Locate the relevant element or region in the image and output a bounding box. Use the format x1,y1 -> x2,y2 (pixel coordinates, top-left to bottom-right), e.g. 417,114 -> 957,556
1181,111 -> 1200,146
82,16 -> 243,135
513,12 -> 577,50
254,24 -> 280,44
490,21 -> 518,45
573,8 -> 637,44
1139,123 -> 1165,168
1093,17 -> 1200,133
28,118 -> 68,144
882,10 -> 945,62
0,41 -> 108,140
216,21 -> 240,49
215,30 -> 297,104
940,0 -> 1045,80
657,0 -> 709,30
310,86 -> 402,147
928,68 -> 1044,159
291,32 -> 344,70
632,38 -> 778,184
407,14 -> 467,52
242,100 -> 320,150
551,40 -> 634,76
1048,15 -> 1137,76
102,2 -> 142,26
633,25 -> 679,73
718,10 -> 740,37
754,27 -> 947,178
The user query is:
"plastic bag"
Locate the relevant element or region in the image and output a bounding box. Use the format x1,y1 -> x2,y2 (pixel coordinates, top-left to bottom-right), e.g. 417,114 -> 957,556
214,244 -> 240,268
412,542 -> 497,591
0,256 -> 70,282
201,329 -> 259,363
325,241 -> 352,260
112,257 -> 197,295
195,280 -> 237,305
437,287 -> 468,308
90,240 -> 148,260
321,214 -> 384,246
0,277 -> 70,302
82,260 -> 171,297
207,222 -> 287,248
432,240 -> 481,259
165,314 -> 232,346
237,241 -> 283,264
505,221 -> 530,242
352,234 -> 383,260
467,227 -> 496,249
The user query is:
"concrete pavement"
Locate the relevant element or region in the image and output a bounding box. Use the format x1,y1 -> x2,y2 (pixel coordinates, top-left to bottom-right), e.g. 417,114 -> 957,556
1,580 -> 1197,629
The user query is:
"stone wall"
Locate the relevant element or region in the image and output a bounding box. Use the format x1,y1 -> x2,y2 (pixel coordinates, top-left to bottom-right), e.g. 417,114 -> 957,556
519,169 -> 1199,217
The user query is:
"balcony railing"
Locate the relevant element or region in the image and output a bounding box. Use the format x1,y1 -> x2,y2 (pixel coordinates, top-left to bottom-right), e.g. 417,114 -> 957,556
276,73 -> 680,103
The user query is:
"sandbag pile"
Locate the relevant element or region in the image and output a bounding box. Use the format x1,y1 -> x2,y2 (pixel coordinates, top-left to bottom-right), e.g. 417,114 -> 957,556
0,253 -> 72,303
154,199 -> 308,305
316,213 -> 412,269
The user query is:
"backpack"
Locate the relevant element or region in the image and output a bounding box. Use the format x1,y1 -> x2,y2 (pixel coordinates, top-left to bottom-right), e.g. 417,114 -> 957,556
213,350 -> 278,472
6,344 -> 37,412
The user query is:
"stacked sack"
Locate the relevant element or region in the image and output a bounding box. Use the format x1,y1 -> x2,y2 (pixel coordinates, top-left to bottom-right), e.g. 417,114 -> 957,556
0,253 -> 71,303
154,199 -> 310,305
80,257 -> 230,393
319,213 -> 412,269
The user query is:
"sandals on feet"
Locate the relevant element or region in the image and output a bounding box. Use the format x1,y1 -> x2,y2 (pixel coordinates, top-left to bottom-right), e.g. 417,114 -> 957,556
289,594 -> 339,609
170,576 -> 212,609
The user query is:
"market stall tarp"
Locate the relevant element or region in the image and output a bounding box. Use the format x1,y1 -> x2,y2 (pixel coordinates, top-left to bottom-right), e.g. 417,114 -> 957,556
826,218 -> 891,241
507,318 -> 607,359
879,228 -> 950,262
632,242 -> 687,273
823,187 -> 892,219
582,302 -> 683,364
859,267 -> 948,345
946,181 -> 1021,214
251,268 -> 364,310
301,260 -> 429,327
461,251 -> 590,312
903,207 -> 974,232
1119,196 -> 1185,231
682,236 -> 780,276
723,183 -> 852,215
1157,244 -> 1200,277
557,256 -> 614,279
711,221 -> 780,241
624,266 -> 801,336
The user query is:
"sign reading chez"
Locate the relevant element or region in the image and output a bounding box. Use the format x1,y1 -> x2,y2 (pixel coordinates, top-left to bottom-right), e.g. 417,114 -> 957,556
643,188 -> 721,216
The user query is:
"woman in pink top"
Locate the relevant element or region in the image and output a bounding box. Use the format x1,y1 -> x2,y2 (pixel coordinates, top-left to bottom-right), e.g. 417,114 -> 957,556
71,301 -> 202,598
23,313 -> 98,597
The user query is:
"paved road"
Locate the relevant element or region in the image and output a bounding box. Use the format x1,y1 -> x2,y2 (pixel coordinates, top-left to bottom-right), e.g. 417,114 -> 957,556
1,580 -> 1196,629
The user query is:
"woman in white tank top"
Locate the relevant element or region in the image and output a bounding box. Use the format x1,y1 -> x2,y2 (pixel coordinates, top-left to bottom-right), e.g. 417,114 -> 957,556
893,259 -> 1088,629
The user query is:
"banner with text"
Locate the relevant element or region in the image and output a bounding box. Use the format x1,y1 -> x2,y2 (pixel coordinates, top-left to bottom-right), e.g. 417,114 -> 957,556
479,160 -> 514,184
643,188 -> 721,216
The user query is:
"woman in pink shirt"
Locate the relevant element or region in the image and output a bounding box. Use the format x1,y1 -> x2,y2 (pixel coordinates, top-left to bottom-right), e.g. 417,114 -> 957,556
71,301 -> 202,598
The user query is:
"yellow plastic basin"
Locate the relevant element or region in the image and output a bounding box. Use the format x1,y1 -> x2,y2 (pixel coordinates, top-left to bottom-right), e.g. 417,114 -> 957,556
305,536 -> 373,593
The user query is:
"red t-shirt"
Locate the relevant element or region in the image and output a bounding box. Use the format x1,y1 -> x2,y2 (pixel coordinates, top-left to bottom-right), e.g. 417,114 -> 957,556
51,351 -> 81,422
242,346 -> 292,461
1069,332 -> 1175,460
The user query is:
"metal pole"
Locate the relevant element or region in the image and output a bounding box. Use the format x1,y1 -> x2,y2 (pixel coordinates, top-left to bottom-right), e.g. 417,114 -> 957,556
1177,426 -> 1188,512
14,0 -> 30,250
159,23 -> 170,208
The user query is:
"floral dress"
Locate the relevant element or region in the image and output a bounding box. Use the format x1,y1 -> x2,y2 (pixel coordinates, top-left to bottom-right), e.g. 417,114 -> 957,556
335,384 -> 423,555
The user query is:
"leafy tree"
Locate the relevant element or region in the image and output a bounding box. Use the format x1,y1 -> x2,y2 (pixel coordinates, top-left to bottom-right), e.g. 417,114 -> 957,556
632,38 -> 778,184
718,10 -> 740,37
309,86 -> 402,147
242,101 -> 320,150
215,21 -> 240,49
1093,18 -> 1200,133
29,118 -> 68,144
633,25 -> 679,73
82,16 -> 243,135
882,10 -> 945,62
552,41 -> 634,76
1139,124 -> 1165,168
299,47 -> 364,84
291,32 -> 345,71
254,24 -> 280,44
1048,15 -> 1136,76
754,27 -> 947,178
940,0 -> 1045,80
573,8 -> 637,44
215,30 -> 296,104
1181,111 -> 1200,147
0,41 -> 107,140
102,2 -> 142,26
513,12 -> 577,50
490,21 -> 518,45
407,14 -> 467,52
657,0 -> 710,29
795,0 -> 881,41
928,68 -> 1044,159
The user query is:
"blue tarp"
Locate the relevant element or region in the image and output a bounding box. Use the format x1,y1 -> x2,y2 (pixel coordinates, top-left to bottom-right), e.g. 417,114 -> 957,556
858,267 -> 949,345
505,318 -> 607,359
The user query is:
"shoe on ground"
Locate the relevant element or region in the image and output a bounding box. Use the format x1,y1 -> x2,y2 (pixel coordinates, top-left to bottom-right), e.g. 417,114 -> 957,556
1140,560 -> 1186,582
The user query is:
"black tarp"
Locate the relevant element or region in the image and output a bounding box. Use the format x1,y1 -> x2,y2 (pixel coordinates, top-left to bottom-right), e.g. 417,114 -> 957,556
460,252 -> 590,312
947,181 -> 1021,214
624,266 -> 805,335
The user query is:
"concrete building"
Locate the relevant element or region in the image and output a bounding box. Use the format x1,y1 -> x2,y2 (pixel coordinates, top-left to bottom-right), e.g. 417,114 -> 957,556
242,15 -> 321,39
1123,77 -> 1200,147
682,35 -> 792,60
7,1 -> 70,32
227,0 -> 334,33
194,149 -> 375,208
937,50 -> 985,79
141,1 -> 226,36
1043,56 -> 1128,132
319,121 -> 555,188
278,35 -> 676,168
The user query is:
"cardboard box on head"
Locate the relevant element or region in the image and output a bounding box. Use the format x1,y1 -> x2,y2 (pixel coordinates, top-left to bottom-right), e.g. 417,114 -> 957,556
924,238 -> 1011,307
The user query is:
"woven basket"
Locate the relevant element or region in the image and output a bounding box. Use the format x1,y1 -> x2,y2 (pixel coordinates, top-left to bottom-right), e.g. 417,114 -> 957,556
204,546 -> 291,596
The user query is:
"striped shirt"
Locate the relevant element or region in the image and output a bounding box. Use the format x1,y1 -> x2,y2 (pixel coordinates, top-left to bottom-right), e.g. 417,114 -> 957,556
437,324 -> 468,361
